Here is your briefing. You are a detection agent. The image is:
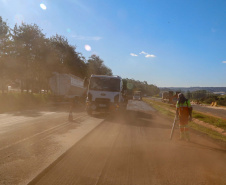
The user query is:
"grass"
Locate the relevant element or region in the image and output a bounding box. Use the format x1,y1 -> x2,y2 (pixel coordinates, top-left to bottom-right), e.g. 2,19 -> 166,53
189,122 -> 226,142
193,111 -> 226,129
143,98 -> 226,142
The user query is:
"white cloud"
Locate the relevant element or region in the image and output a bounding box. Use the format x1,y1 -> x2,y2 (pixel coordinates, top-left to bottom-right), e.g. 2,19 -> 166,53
139,51 -> 156,58
222,61 -> 226,63
130,53 -> 138,57
131,51 -> 156,58
145,54 -> 156,58
139,51 -> 148,55
72,35 -> 102,41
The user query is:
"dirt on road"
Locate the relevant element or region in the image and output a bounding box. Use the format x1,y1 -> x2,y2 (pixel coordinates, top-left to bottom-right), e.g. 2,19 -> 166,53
0,106 -> 104,185
28,101 -> 226,185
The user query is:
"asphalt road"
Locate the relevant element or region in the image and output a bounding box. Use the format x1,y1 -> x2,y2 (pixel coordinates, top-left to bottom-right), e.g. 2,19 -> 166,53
192,104 -> 226,119
0,105 -> 104,185
24,100 -> 226,185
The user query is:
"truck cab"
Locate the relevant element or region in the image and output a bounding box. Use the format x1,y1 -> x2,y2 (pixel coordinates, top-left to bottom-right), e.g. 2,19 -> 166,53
133,91 -> 142,101
86,75 -> 127,114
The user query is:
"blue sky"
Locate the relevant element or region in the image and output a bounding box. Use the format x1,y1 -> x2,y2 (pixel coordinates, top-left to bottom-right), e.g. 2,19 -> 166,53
1,0 -> 226,87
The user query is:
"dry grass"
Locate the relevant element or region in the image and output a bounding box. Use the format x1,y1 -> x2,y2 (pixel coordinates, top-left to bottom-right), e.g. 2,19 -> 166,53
143,98 -> 226,142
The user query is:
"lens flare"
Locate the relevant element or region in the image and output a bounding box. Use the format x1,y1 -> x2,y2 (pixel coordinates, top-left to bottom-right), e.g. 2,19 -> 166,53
40,3 -> 47,10
67,28 -> 71,33
127,83 -> 133,90
85,45 -> 91,51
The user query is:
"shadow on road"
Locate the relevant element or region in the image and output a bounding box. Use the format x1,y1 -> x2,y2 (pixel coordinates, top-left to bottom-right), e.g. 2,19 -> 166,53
7,103 -> 86,117
91,112 -> 110,119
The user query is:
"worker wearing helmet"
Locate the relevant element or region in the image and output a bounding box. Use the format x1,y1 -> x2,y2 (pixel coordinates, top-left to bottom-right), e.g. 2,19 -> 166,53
176,93 -> 192,141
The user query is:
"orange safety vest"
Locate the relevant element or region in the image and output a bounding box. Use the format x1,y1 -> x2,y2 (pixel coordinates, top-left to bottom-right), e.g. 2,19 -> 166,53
176,100 -> 191,125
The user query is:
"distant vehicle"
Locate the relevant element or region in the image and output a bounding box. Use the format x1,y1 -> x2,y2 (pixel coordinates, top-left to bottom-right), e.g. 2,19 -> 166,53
86,75 -> 127,115
133,91 -> 142,101
133,94 -> 141,100
162,91 -> 180,104
49,72 -> 86,100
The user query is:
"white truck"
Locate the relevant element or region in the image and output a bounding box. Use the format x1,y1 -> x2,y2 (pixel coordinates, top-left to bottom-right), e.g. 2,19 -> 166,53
86,75 -> 127,114
49,72 -> 86,99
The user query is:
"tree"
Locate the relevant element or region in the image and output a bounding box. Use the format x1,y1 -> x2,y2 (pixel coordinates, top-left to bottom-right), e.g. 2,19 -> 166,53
124,78 -> 159,97
0,17 -> 11,93
191,90 -> 207,100
48,34 -> 87,78
86,55 -> 112,77
186,90 -> 192,99
12,23 -> 47,93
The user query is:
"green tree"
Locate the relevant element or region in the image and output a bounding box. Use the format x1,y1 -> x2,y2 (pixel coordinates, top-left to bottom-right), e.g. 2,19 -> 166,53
0,17 -> 11,93
49,34 -> 87,78
86,55 -> 112,77
124,78 -> 159,97
191,90 -> 207,100
12,23 -> 46,93
186,90 -> 192,99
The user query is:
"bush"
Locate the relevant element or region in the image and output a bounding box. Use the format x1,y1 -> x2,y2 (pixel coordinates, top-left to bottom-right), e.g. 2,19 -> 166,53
0,93 -> 51,113
217,98 -> 226,106
203,97 -> 216,104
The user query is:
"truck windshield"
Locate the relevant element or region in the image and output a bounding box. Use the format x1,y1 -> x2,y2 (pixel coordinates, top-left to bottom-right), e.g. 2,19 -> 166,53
89,77 -> 120,92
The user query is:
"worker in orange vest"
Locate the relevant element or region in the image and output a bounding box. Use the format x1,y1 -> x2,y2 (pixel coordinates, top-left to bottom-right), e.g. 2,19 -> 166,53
176,93 -> 193,141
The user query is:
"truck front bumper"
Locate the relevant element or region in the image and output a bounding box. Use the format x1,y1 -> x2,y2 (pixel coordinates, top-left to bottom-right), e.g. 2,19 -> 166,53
86,101 -> 120,112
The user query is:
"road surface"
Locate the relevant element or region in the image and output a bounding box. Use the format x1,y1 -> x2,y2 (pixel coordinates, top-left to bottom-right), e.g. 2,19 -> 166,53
1,101 -> 226,185
192,104 -> 226,119
0,105 -> 104,185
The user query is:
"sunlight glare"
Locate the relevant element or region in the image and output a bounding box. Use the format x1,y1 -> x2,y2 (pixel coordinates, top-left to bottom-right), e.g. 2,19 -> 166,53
40,3 -> 47,10
85,45 -> 91,51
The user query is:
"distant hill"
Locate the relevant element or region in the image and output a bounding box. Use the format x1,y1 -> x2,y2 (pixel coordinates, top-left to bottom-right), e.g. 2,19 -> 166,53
159,87 -> 226,93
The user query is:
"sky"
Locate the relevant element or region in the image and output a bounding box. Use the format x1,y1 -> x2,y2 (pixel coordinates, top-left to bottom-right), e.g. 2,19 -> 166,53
1,0 -> 226,87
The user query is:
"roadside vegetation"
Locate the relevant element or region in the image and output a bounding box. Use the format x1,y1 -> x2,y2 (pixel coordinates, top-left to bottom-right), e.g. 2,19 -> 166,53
186,90 -> 226,106
143,98 -> 226,142
0,93 -> 51,113
0,16 -> 159,112
159,90 -> 226,107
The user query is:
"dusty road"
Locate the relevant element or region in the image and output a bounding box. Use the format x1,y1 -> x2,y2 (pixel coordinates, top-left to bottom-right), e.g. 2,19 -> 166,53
0,105 -> 104,185
26,100 -> 226,185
